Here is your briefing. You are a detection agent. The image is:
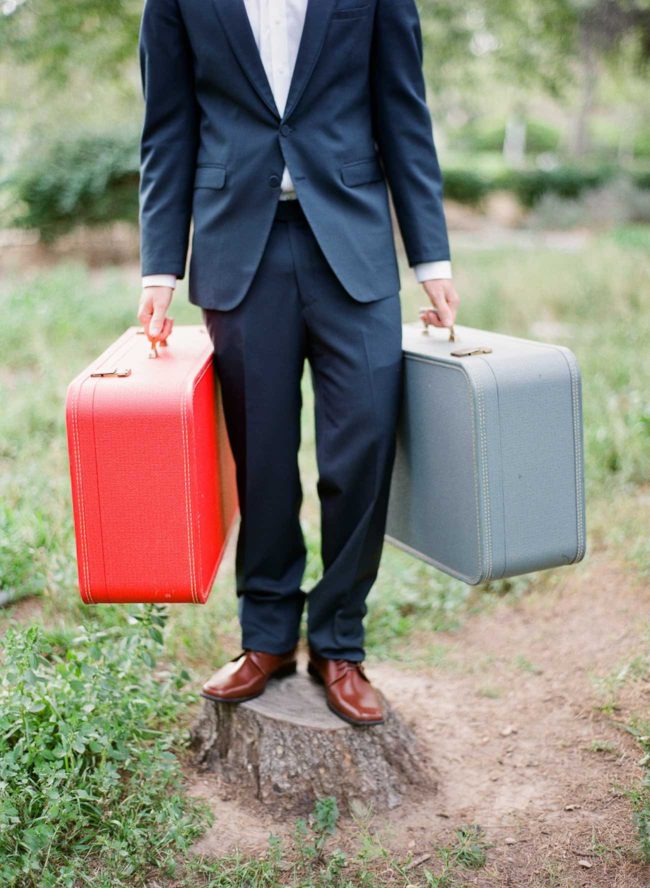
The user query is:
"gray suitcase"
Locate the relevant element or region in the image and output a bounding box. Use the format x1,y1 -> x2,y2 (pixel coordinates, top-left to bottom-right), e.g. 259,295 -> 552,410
385,321 -> 586,584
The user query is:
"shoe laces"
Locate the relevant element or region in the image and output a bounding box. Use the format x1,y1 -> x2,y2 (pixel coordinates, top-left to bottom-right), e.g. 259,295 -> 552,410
331,658 -> 369,684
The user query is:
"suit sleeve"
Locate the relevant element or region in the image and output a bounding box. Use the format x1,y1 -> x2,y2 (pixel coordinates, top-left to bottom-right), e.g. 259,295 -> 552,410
138,0 -> 199,279
370,0 -> 451,267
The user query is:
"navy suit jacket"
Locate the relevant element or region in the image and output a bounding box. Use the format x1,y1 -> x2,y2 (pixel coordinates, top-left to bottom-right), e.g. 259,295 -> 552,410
138,0 -> 451,310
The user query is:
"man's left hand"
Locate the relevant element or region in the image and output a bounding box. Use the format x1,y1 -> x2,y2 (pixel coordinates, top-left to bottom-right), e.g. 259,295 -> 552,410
420,279 -> 460,329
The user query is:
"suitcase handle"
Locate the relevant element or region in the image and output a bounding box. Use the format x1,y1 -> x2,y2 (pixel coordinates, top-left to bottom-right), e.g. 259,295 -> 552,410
147,334 -> 167,359
136,321 -> 175,358
418,307 -> 456,342
417,309 -> 494,356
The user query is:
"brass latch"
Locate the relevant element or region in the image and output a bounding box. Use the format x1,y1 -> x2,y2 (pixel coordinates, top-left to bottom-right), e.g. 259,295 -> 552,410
90,368 -> 132,378
450,346 -> 493,357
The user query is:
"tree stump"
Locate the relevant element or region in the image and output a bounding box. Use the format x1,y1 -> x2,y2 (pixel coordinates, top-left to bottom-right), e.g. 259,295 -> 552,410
189,667 -> 436,816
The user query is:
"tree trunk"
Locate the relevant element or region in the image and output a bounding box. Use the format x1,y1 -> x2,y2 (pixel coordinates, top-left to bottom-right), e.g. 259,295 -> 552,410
571,26 -> 597,158
189,669 -> 436,817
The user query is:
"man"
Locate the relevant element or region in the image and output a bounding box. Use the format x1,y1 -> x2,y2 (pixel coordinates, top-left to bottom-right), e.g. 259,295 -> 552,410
137,0 -> 460,726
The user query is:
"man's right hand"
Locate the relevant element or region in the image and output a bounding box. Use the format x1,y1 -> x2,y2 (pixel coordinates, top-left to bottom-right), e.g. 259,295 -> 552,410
137,286 -> 174,341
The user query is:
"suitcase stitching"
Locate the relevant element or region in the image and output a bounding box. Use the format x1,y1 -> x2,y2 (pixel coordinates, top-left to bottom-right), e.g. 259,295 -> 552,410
184,362 -> 210,604
90,383 -> 110,600
197,358 -> 213,600
69,329 -> 135,603
529,343 -> 586,563
401,354 -> 489,584
567,351 -> 586,562
71,383 -> 93,603
181,384 -> 197,602
427,359 -> 491,583
482,331 -> 585,564
394,356 -> 485,584
180,356 -> 212,603
476,356 -> 509,581
553,347 -> 586,562
190,358 -> 217,602
468,376 -> 484,583
474,375 -> 493,581
570,361 -> 586,561
453,363 -> 483,584
472,337 -> 585,570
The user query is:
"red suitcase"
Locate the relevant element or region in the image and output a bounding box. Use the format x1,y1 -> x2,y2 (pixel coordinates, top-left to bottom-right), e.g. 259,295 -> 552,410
65,325 -> 239,604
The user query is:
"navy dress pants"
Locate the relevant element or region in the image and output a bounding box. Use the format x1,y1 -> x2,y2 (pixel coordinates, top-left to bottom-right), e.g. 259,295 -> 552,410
202,198 -> 403,661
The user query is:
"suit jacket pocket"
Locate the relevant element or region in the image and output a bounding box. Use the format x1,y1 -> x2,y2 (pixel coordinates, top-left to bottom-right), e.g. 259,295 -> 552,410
340,156 -> 383,187
194,165 -> 226,189
332,2 -> 370,18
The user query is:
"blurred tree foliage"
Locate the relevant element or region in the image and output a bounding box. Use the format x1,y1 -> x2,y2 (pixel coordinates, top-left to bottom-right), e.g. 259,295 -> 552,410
418,0 -> 650,157
0,0 -> 142,85
1,0 -> 648,92
1,0 -> 649,234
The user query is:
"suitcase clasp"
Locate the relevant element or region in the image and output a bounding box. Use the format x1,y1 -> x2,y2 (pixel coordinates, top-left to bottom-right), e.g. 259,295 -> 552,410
450,346 -> 493,357
90,367 -> 132,378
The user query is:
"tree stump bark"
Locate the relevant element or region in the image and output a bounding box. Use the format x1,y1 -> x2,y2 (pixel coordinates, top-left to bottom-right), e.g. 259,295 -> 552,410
189,667 -> 435,816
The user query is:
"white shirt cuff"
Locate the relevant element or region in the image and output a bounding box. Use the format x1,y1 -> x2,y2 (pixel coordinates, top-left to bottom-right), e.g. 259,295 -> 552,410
142,274 -> 177,289
413,260 -> 452,283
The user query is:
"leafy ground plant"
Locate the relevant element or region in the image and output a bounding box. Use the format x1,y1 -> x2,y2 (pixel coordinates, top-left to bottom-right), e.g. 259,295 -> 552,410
0,606 -> 210,888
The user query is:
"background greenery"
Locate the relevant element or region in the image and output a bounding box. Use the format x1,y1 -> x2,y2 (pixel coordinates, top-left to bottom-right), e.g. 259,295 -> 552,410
2,0 -> 650,232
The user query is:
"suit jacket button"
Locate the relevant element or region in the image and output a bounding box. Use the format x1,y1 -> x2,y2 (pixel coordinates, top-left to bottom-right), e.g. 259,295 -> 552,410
268,174 -> 281,187
280,124 -> 292,137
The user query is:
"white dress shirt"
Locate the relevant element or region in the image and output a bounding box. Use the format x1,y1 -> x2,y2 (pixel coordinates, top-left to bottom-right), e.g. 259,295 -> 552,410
142,0 -> 452,290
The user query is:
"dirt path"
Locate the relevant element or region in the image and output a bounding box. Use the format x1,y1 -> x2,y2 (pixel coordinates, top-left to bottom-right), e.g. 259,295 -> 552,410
188,552 -> 649,886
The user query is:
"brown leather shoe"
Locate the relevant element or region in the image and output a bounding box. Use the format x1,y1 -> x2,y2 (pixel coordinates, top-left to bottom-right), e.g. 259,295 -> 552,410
307,650 -> 384,726
201,647 -> 298,703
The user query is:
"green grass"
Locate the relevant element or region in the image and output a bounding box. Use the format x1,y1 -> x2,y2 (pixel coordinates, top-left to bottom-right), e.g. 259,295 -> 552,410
628,719 -> 650,864
0,609 -> 211,887
1,225 -> 649,882
169,806 -> 490,888
592,633 -> 650,865
2,611 -> 493,887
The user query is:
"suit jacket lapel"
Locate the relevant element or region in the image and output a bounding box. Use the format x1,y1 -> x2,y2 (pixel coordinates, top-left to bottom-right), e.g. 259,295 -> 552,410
211,0 -> 280,118
212,0 -> 338,122
283,0 -> 337,121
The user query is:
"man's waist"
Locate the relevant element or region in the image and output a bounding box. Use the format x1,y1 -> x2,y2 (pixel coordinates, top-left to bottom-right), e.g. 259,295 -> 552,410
274,194 -> 306,222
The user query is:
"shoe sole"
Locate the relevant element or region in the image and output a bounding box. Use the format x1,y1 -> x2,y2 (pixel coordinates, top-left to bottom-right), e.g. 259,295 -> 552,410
307,661 -> 385,726
200,659 -> 297,704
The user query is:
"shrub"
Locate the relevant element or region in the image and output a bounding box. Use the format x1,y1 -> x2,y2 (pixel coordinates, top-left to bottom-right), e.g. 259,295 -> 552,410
632,168 -> 650,190
633,129 -> 650,160
441,169 -> 490,205
10,131 -> 140,242
526,176 -> 650,229
440,162 -> 650,209
495,165 -> 614,207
